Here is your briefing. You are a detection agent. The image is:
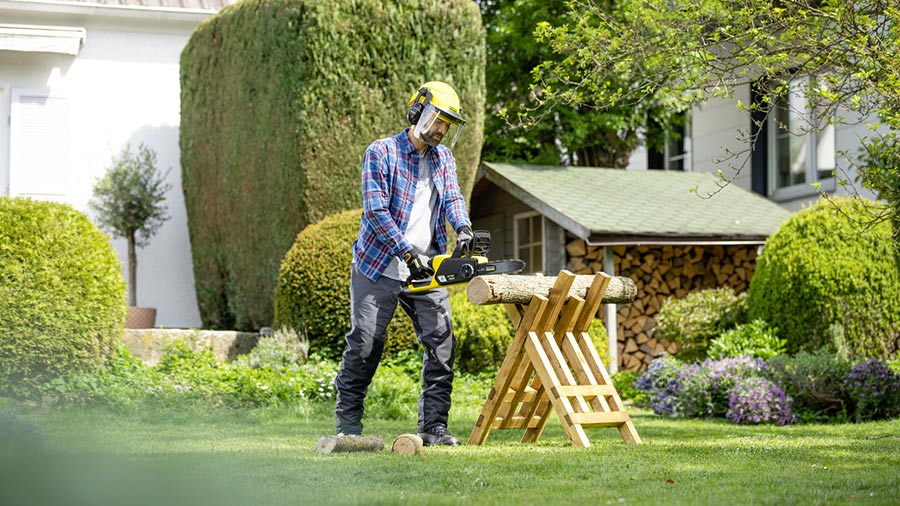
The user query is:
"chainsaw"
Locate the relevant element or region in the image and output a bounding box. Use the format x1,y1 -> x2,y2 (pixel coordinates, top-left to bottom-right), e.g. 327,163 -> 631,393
407,230 -> 526,292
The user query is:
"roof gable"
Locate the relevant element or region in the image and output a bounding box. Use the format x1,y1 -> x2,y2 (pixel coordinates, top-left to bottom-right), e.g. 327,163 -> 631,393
478,162 -> 792,245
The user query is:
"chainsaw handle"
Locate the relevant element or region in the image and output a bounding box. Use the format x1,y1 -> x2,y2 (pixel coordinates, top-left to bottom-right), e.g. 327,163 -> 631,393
452,238 -> 470,258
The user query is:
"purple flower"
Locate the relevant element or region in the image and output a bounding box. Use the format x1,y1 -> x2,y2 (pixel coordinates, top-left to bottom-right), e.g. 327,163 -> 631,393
726,377 -> 796,425
843,359 -> 900,422
635,356 -> 684,417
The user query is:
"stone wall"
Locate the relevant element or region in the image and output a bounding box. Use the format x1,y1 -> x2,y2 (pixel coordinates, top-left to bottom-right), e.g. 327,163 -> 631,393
121,329 -> 259,366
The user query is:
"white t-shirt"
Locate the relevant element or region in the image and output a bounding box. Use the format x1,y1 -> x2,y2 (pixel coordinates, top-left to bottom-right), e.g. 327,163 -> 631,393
382,157 -> 439,281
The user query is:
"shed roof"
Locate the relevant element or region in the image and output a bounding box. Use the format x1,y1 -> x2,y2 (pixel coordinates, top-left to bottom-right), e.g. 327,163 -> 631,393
477,162 -> 792,246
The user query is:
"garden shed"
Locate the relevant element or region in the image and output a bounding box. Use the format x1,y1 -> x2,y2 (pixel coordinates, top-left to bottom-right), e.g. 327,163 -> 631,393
470,162 -> 792,371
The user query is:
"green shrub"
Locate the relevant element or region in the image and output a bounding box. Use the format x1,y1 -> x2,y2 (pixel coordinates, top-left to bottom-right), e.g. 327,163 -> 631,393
765,350 -> 851,422
41,344 -> 163,410
244,327 -> 309,372
611,370 -> 646,404
364,350 -> 421,421
180,0 -> 486,330
655,287 -> 749,361
748,196 -> 900,359
44,342 -> 340,410
273,209 -> 416,358
451,289 -> 516,374
708,319 -> 786,360
0,197 -> 127,398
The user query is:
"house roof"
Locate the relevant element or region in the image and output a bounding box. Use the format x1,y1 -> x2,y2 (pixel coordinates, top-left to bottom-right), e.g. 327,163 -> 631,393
477,162 -> 792,246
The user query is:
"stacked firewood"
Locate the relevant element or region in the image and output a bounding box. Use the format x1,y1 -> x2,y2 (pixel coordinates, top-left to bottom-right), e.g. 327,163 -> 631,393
565,240 -> 758,372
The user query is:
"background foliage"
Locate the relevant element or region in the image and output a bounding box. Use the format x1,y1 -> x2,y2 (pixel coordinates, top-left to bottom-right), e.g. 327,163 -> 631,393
478,0 -> 678,168
180,0 -> 485,330
654,287 -> 749,362
0,198 -> 126,398
748,196 -> 900,359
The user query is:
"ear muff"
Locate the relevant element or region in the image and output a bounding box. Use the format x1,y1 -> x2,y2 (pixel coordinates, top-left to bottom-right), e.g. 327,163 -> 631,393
407,87 -> 432,125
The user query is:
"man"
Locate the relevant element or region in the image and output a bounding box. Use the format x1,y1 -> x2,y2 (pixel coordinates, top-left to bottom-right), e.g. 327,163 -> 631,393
333,81 -> 474,446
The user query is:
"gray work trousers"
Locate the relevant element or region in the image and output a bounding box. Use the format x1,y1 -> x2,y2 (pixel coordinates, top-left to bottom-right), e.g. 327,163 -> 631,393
334,263 -> 456,434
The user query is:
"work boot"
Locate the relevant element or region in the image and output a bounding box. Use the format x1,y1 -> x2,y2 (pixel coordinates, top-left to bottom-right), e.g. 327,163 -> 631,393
336,426 -> 362,436
418,424 -> 461,446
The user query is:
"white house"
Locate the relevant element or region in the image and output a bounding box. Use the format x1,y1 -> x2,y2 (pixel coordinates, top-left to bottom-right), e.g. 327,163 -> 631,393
1,0 -> 235,328
627,87 -> 879,210
3,0 -> 881,332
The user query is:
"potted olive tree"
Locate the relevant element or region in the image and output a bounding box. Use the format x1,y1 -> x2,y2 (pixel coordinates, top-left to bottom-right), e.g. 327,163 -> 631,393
90,143 -> 171,328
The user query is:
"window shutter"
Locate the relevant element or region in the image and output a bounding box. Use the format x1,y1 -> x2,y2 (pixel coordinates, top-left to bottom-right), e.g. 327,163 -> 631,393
9,89 -> 68,201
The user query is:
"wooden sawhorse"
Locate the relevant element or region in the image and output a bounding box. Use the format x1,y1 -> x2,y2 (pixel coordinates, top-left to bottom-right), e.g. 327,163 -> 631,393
467,270 -> 641,447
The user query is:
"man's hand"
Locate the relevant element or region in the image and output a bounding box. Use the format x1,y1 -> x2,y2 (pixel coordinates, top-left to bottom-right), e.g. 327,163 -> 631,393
455,226 -> 474,256
404,252 -> 434,283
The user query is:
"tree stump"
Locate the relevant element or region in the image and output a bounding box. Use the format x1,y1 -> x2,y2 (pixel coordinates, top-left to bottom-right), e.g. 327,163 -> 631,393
316,435 -> 384,454
391,434 -> 424,455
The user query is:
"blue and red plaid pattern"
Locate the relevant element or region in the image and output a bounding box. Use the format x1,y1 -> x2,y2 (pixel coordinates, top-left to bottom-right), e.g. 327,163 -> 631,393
353,129 -> 471,281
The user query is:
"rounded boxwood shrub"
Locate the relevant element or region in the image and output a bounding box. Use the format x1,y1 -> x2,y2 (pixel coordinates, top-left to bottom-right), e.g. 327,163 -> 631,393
748,197 -> 900,359
0,197 -> 126,398
274,209 -> 416,358
655,287 -> 749,361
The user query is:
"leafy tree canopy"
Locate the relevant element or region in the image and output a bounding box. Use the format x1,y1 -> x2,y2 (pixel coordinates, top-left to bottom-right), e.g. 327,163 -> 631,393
531,0 -> 900,236
479,0 -> 684,168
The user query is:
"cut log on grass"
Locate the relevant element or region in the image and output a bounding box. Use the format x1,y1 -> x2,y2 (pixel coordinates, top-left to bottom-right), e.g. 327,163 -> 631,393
391,434 -> 424,455
467,273 -> 637,305
316,435 -> 384,454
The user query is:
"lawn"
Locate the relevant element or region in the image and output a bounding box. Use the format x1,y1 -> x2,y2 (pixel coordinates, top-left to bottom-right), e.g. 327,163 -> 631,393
3,402 -> 899,506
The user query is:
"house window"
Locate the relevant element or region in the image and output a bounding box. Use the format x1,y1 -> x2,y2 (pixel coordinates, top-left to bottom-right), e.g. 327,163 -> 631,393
648,112 -> 691,171
514,211 -> 543,274
9,88 -> 68,201
767,77 -> 835,199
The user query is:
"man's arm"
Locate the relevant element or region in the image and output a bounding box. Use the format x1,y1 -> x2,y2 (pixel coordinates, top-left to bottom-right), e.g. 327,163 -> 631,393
361,144 -> 412,257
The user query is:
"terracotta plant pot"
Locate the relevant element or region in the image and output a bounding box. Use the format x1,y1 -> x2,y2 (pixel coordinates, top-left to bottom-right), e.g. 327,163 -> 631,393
126,306 -> 157,329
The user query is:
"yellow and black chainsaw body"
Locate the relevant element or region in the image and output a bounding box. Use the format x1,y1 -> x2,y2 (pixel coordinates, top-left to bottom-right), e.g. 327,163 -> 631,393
408,254 -> 488,292
407,230 -> 525,293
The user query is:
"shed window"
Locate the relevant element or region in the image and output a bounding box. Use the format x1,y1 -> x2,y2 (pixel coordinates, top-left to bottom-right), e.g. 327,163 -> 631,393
514,212 -> 543,274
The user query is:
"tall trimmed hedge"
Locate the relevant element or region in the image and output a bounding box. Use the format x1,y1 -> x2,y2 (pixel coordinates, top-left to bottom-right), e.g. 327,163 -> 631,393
180,0 -> 485,330
0,198 -> 126,398
748,197 -> 900,359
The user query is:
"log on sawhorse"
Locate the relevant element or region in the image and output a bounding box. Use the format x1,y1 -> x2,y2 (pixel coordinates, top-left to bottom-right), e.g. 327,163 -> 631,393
466,270 -> 641,448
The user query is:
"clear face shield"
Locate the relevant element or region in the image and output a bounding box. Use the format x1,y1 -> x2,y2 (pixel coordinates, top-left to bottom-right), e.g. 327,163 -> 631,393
412,103 -> 465,150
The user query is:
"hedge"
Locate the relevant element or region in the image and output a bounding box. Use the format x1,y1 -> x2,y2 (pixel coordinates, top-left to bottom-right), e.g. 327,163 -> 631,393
748,196 -> 900,359
180,0 -> 485,330
0,197 -> 126,398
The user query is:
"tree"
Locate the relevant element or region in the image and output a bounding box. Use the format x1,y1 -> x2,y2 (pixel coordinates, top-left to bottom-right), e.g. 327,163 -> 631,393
479,0 -> 683,168
90,143 -> 171,306
531,0 -> 900,238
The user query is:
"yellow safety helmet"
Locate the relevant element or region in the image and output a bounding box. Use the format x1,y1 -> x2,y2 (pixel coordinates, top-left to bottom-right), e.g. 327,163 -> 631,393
407,81 -> 466,149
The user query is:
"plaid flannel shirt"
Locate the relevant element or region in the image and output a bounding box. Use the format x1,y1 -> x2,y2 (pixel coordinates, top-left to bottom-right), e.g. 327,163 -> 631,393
353,128 -> 471,282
